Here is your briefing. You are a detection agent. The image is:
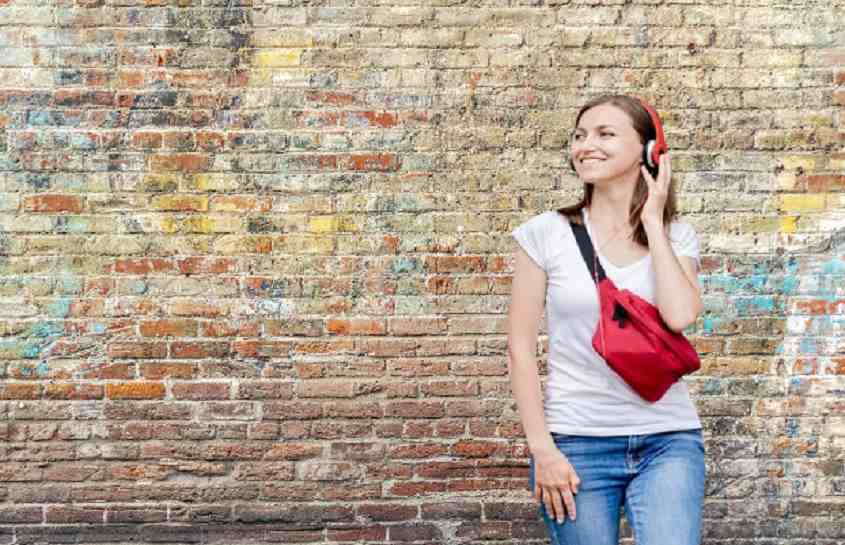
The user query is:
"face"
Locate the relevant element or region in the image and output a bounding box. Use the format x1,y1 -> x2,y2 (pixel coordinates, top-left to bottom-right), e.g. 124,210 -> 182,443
570,103 -> 644,185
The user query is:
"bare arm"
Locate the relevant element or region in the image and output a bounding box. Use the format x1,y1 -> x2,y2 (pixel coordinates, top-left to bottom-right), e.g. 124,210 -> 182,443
507,247 -> 556,456
507,246 -> 580,523
644,221 -> 702,333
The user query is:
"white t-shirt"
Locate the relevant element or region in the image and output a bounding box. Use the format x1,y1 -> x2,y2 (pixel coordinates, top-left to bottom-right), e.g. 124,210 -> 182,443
511,208 -> 702,436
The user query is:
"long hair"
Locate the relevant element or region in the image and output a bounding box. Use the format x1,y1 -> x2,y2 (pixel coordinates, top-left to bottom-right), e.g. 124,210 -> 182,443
558,94 -> 677,247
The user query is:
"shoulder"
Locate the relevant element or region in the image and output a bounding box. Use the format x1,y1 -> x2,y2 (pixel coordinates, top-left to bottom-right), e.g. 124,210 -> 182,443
668,219 -> 697,239
514,210 -> 568,235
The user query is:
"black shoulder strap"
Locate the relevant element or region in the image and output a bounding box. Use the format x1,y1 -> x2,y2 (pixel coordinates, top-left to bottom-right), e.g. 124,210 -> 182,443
569,220 -> 607,284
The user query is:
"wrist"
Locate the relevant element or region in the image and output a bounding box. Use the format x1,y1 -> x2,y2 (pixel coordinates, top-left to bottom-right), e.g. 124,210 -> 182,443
528,435 -> 557,458
642,217 -> 664,233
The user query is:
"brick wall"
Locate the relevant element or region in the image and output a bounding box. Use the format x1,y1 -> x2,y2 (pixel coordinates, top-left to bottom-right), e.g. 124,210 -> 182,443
0,0 -> 843,543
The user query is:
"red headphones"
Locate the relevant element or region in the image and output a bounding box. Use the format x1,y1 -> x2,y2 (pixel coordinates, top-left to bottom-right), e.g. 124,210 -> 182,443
635,97 -> 668,176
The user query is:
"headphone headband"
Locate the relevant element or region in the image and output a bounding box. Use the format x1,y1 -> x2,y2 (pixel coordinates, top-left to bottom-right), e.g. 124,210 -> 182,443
634,97 -> 668,169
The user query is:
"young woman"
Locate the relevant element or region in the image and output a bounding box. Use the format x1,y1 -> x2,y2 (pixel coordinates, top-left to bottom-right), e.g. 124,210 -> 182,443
507,94 -> 705,545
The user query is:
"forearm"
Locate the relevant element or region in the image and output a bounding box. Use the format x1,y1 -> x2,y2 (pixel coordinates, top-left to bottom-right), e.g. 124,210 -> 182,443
507,347 -> 556,456
644,220 -> 702,332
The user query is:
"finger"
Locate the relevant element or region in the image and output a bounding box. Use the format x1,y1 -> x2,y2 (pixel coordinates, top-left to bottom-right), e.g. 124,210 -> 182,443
571,474 -> 581,495
561,487 -> 577,521
641,165 -> 655,187
534,483 -> 542,502
540,488 -> 553,518
549,486 -> 567,523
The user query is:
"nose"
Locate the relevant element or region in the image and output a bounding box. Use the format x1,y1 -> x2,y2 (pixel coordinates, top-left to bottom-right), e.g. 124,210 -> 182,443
571,135 -> 598,160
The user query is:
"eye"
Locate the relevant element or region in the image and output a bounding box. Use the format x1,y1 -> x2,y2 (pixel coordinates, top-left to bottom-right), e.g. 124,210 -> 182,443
572,133 -> 584,141
601,132 -> 614,137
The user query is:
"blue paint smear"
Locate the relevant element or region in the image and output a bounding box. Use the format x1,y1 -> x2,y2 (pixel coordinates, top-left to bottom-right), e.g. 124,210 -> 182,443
702,379 -> 721,395
702,317 -> 714,335
786,257 -> 799,275
822,259 -> 845,275
785,418 -> 799,438
21,340 -> 45,359
799,338 -> 817,354
35,360 -> 50,377
92,323 -> 107,334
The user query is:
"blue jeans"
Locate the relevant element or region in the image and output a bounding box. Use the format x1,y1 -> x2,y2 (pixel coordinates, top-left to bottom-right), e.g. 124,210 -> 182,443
528,429 -> 705,545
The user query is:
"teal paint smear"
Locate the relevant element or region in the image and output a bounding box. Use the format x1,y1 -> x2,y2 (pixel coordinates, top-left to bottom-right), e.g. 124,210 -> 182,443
48,298 -> 72,318
35,360 -> 50,377
391,257 -> 419,274
30,321 -> 64,338
781,276 -> 799,295
58,273 -> 83,294
702,317 -> 714,335
735,296 -> 776,316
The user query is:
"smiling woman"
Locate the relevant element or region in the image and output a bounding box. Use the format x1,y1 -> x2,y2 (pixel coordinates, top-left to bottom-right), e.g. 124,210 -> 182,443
507,95 -> 705,545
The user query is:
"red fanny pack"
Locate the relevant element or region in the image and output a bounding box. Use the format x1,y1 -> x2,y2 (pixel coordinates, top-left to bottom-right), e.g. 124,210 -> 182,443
570,220 -> 700,403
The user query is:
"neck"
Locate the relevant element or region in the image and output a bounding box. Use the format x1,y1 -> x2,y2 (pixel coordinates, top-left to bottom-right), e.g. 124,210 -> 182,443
588,180 -> 636,228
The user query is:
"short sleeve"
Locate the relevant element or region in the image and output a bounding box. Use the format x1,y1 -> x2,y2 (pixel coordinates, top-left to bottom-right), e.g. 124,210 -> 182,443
669,221 -> 700,271
511,213 -> 553,272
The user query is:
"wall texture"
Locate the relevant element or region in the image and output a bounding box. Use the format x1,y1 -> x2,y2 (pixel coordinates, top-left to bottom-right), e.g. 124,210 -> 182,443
0,0 -> 844,543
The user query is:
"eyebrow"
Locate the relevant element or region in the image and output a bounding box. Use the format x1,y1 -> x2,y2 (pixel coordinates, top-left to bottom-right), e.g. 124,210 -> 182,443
573,124 -> 617,132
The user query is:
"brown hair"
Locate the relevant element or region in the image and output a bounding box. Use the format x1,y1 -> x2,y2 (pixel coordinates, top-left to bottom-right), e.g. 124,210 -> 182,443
558,94 -> 677,247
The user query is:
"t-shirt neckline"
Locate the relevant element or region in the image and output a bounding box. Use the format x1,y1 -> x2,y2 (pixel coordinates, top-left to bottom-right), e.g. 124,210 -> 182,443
581,208 -> 650,271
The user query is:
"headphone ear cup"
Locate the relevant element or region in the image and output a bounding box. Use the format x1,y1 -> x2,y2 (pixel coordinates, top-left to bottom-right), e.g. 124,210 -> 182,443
643,140 -> 656,168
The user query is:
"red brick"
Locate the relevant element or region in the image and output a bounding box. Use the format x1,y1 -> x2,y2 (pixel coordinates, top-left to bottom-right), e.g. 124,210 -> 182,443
131,131 -> 163,149
389,481 -> 447,497
263,443 -> 324,460
150,153 -> 210,172
326,318 -> 386,336
139,319 -> 198,337
296,380 -> 355,398
139,362 -> 196,380
113,258 -> 174,274
171,341 -> 230,359
201,320 -> 261,337
328,526 -> 387,542
385,401 -> 445,419
389,443 -> 448,459
172,382 -> 230,400
44,383 -> 104,400
176,257 -> 237,275
108,342 -> 167,359
106,382 -> 166,400
431,256 -> 486,273
0,383 -> 40,399
24,194 -> 84,213
347,153 -> 399,171
343,111 -> 398,128
196,131 -> 225,151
